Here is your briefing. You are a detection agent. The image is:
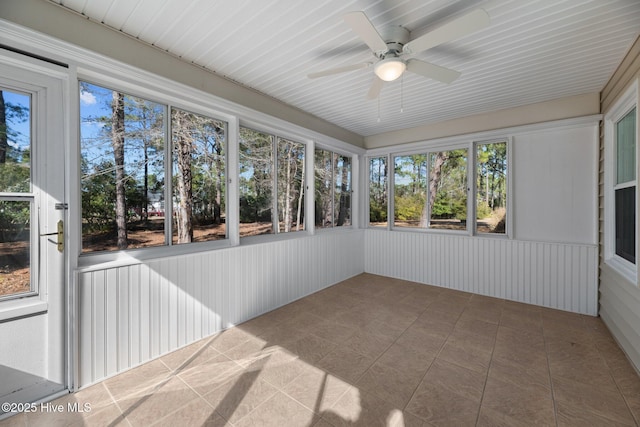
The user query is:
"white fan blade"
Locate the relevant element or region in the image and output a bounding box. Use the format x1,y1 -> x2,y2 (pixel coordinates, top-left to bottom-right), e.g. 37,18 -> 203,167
406,59 -> 461,84
367,76 -> 384,99
403,8 -> 490,54
343,11 -> 388,54
308,62 -> 371,79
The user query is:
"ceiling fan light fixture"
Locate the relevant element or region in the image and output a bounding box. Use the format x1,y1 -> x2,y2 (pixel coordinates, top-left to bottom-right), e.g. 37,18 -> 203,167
374,57 -> 406,81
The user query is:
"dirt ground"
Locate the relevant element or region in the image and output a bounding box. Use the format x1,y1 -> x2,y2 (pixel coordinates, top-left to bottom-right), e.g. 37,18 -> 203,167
82,219 -> 276,253
0,240 -> 30,297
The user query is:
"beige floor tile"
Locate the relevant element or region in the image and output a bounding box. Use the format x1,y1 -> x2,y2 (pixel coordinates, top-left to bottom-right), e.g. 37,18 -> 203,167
160,339 -> 222,372
488,356 -> 551,391
406,384 -> 481,426
356,362 -> 424,408
69,403 -> 128,427
233,391 -> 316,427
454,315 -> 499,339
243,347 -> 307,389
362,317 -> 413,340
406,318 -> 455,343
395,325 -> 448,355
221,336 -> 269,361
556,401 -> 634,427
499,308 -> 542,333
178,353 -> 244,396
308,320 -> 358,345
16,274 -> 640,427
289,334 -> 337,364
546,339 -> 619,394
342,329 -> 396,359
281,365 -> 350,413
416,307 -> 461,326
0,413 -> 27,427
476,405 -> 550,427
117,376 -> 200,426
405,361 -> 484,425
437,330 -> 494,375
209,327 -> 257,353
458,305 -> 502,325
25,405 -> 91,427
418,359 -> 486,403
376,341 -> 435,378
322,386 -> 402,427
316,347 -> 375,383
552,375 -> 635,425
150,397 -> 226,426
104,359 -> 172,401
202,370 -> 278,424
495,324 -> 545,350
480,375 -> 555,425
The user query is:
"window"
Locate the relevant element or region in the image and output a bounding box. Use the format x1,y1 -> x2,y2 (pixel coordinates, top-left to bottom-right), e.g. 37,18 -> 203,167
393,149 -> 468,230
0,88 -> 32,298
614,107 -> 636,264
171,108 -> 226,244
238,127 -> 305,237
80,82 -> 227,253
369,156 -> 388,227
605,84 -> 637,282
476,141 -> 507,234
315,149 -> 351,228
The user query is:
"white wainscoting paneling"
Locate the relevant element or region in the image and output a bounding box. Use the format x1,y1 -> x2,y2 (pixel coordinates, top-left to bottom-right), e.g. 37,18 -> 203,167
76,230 -> 364,388
364,229 -> 598,315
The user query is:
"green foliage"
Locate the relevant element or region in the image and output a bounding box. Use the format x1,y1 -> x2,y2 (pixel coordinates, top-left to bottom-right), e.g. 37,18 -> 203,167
0,162 -> 29,192
476,201 -> 492,219
394,192 -> 424,221
0,200 -> 30,242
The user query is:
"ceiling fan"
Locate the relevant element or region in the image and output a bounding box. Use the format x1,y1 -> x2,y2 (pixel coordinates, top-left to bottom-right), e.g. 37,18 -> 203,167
308,8 -> 490,99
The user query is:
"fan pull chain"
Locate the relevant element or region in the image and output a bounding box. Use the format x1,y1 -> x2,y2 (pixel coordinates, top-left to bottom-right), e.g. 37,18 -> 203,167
400,74 -> 404,113
377,96 -> 381,123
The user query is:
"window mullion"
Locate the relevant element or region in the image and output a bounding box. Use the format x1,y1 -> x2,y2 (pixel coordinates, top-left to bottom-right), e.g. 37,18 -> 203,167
165,105 -> 172,246
272,135 -> 278,234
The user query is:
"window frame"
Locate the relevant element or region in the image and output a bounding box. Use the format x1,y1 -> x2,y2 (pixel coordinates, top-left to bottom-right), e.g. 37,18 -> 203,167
73,63 -> 361,268
314,146 -> 354,231
237,121 -> 311,243
367,138 -> 511,239
78,75 -> 236,265
472,138 -> 511,237
604,81 -> 638,284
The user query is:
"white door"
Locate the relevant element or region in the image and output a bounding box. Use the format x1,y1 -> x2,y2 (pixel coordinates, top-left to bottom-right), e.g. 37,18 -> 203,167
0,52 -> 67,413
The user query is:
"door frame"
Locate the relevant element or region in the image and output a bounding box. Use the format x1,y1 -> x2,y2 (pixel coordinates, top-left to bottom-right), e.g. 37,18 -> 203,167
0,48 -> 72,402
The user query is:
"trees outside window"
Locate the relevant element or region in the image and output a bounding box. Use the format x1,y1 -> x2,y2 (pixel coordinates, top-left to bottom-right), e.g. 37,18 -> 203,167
393,150 -> 467,230
239,127 -> 305,237
171,108 -> 226,245
80,82 -> 227,252
369,157 -> 387,227
0,89 -> 31,297
315,149 -> 351,228
476,141 -> 507,234
383,142 -> 508,233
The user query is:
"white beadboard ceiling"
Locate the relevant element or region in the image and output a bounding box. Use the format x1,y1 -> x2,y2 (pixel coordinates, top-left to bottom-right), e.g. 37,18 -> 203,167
48,0 -> 640,137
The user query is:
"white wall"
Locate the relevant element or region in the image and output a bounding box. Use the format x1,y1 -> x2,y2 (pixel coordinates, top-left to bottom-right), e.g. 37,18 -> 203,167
513,125 -> 598,244
75,230 -> 364,388
364,118 -> 600,315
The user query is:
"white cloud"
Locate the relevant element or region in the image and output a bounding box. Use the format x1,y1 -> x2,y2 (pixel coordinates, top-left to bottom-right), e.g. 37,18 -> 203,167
80,90 -> 97,105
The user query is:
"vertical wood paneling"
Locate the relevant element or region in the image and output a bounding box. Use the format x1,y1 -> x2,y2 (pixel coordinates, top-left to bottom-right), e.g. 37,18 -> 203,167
364,230 -> 598,315
76,230 -> 364,388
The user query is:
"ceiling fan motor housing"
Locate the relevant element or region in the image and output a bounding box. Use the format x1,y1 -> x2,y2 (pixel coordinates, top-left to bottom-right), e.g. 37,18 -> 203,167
376,25 -> 410,58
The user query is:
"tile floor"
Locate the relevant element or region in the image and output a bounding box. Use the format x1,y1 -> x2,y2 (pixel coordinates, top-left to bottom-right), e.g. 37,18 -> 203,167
3,273 -> 640,426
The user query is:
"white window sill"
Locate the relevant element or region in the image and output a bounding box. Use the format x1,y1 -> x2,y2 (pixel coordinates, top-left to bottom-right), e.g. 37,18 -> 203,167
0,297 -> 47,322
606,256 -> 637,285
